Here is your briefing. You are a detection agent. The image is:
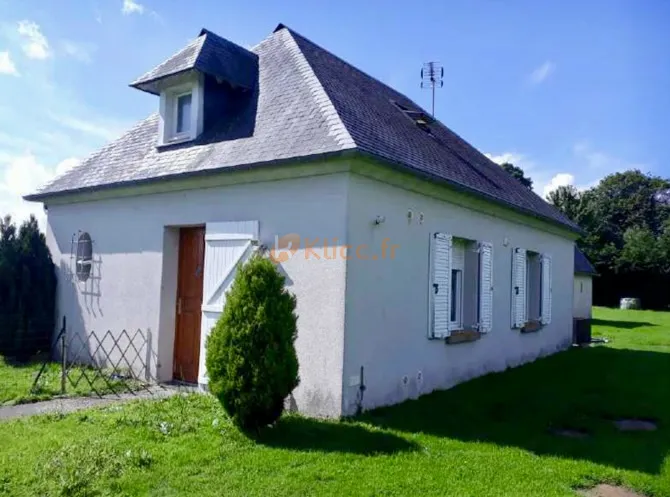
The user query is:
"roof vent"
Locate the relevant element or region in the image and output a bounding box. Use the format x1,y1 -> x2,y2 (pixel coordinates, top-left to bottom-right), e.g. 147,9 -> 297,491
391,100 -> 435,135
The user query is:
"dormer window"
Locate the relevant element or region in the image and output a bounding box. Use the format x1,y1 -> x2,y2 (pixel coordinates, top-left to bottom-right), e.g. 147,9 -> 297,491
175,92 -> 192,135
129,28 -> 260,148
155,76 -> 204,146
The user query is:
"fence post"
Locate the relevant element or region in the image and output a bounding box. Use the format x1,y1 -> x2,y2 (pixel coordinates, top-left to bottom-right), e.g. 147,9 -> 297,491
60,316 -> 67,395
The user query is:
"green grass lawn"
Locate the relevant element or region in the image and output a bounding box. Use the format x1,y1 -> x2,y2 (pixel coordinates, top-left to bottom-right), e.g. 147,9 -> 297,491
1,307 -> 669,496
0,356 -> 140,406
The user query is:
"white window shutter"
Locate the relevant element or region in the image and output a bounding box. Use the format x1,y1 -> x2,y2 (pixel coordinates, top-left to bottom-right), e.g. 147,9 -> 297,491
478,242 -> 494,333
430,233 -> 452,339
511,248 -> 527,328
198,221 -> 259,384
541,254 -> 553,325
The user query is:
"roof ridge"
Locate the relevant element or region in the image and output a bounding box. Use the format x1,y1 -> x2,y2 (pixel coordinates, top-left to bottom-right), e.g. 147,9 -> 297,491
278,28 -> 355,150
280,25 -> 431,115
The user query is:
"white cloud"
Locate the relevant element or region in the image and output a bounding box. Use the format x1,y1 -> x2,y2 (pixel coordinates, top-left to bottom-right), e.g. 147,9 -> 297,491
122,0 -> 145,15
17,21 -> 50,60
0,51 -> 18,76
0,154 -> 78,229
487,151 -> 570,198
529,61 -> 555,85
572,141 -> 647,172
487,142 -> 647,201
61,41 -> 96,63
485,152 -> 525,166
55,157 -> 80,177
542,173 -> 575,197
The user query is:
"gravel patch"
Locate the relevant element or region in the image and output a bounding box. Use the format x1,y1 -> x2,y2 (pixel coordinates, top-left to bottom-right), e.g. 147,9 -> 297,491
0,386 -> 178,421
579,483 -> 647,497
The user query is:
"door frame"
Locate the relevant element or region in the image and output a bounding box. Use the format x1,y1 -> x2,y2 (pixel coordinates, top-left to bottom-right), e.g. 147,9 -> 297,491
172,225 -> 205,383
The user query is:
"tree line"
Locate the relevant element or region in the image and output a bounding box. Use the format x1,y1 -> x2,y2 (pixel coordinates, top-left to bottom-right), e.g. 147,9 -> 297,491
501,161 -> 670,310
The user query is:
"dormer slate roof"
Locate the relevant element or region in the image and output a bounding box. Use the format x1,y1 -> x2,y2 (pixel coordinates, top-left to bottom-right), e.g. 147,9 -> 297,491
27,24 -> 579,233
130,29 -> 258,94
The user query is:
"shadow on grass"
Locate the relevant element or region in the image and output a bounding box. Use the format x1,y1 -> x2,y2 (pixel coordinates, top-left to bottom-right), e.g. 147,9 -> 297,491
592,318 -> 655,329
256,415 -> 418,455
361,347 -> 670,474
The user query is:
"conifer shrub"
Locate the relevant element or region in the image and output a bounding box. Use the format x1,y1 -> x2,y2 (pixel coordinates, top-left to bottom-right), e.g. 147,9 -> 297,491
205,253 -> 299,432
0,215 -> 56,360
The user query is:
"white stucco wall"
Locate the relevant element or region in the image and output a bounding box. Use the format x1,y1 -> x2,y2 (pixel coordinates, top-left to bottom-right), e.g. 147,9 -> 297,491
341,173 -> 575,415
45,171 -> 349,417
573,275 -> 593,319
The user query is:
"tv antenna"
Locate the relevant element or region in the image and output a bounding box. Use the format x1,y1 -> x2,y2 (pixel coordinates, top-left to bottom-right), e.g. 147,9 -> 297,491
420,61 -> 444,117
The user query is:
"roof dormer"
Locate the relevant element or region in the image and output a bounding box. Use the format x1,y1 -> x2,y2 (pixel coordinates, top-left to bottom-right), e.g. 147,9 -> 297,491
130,28 -> 258,147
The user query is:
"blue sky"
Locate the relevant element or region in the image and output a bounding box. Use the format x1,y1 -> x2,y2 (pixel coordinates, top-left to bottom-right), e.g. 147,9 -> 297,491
1,0 -> 668,227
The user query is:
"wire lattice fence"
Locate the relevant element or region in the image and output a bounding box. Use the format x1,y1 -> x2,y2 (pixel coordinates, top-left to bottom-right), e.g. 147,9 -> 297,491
32,316 -> 156,398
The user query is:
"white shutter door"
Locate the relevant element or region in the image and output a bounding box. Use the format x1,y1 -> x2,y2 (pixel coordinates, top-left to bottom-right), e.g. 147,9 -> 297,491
511,248 -> 527,328
478,242 -> 494,333
541,254 -> 553,325
198,221 -> 259,384
430,233 -> 452,338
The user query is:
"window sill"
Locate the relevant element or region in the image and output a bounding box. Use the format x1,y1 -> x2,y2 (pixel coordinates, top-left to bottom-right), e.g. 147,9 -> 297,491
446,328 -> 481,345
158,134 -> 194,148
521,320 -> 543,333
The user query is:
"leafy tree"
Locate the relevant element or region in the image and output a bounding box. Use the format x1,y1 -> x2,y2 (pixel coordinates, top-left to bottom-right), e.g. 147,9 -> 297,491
0,215 -> 56,360
206,253 -> 299,432
546,185 -> 582,222
655,220 -> 670,274
561,170 -> 670,309
15,216 -> 57,357
0,216 -> 19,354
500,162 -> 533,190
618,226 -> 660,272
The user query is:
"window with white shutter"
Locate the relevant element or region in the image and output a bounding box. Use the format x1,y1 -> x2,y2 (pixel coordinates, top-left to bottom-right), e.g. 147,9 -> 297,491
198,221 -> 259,384
511,248 -> 527,328
541,254 -> 552,324
429,233 -> 452,339
478,242 -> 494,333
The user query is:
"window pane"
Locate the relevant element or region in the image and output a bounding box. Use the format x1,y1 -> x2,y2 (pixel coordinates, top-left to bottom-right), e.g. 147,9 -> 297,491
176,93 -> 192,134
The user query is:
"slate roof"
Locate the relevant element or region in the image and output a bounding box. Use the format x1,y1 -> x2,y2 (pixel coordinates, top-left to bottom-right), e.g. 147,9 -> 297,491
130,29 -> 258,94
574,246 -> 597,275
27,25 -> 579,233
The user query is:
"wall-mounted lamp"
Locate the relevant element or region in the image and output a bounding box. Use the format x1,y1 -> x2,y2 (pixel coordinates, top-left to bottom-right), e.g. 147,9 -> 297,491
419,212 -> 425,224
407,210 -> 414,224
374,215 -> 386,225
503,237 -> 510,247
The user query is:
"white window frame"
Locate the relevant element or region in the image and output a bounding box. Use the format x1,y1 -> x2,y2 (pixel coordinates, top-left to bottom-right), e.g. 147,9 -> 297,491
173,91 -> 193,138
430,234 -> 493,338
157,73 -> 204,146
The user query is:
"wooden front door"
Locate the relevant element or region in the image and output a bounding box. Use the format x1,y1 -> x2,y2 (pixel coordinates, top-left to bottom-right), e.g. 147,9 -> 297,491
173,227 -> 205,383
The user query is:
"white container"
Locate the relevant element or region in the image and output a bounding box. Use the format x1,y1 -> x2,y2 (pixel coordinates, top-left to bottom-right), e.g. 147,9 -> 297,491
620,298 -> 641,310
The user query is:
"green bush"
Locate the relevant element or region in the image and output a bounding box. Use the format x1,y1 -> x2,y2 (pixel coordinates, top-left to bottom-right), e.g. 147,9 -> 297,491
0,215 -> 57,361
206,253 -> 299,432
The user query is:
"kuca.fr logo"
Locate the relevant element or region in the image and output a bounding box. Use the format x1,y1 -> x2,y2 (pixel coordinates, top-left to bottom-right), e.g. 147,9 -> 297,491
269,234 -> 399,262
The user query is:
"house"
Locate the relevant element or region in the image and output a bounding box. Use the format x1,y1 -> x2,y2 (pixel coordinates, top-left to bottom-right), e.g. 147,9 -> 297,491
574,246 -> 597,323
25,24 -> 581,418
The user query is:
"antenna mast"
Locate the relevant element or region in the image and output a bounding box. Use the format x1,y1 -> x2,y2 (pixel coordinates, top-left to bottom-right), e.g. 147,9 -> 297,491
420,62 -> 444,117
